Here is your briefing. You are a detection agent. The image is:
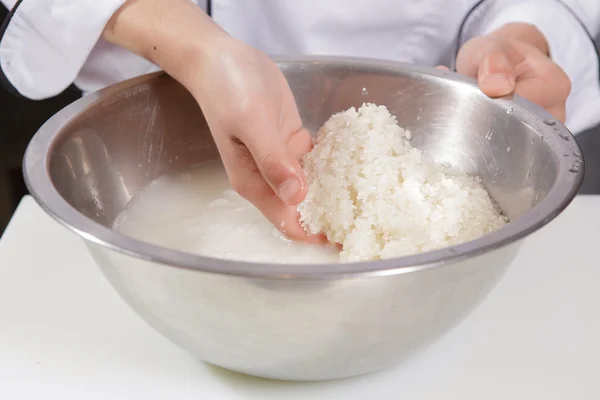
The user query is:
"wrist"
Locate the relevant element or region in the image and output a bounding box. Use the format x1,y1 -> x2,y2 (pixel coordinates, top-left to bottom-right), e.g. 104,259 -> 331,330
103,0 -> 228,87
489,22 -> 550,56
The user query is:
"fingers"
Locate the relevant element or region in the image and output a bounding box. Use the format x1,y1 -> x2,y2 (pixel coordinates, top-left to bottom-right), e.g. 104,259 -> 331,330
258,147 -> 306,205
219,109 -> 309,206
206,94 -> 319,241
545,105 -> 566,124
286,127 -> 313,163
244,130 -> 309,206
456,34 -> 570,126
512,79 -> 568,123
476,49 -> 516,97
456,37 -> 522,98
510,54 -> 571,122
217,139 -> 325,243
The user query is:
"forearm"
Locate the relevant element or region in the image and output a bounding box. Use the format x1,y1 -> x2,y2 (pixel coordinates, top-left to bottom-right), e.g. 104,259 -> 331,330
103,0 -> 227,90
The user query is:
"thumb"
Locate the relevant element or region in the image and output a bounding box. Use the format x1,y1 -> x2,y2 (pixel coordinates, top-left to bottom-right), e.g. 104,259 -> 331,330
246,132 -> 308,206
477,49 -> 516,97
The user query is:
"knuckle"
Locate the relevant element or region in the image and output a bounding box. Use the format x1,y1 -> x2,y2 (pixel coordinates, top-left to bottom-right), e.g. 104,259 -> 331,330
257,152 -> 279,172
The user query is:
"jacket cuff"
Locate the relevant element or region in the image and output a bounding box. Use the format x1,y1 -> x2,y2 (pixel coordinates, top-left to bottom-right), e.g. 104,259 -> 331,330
0,0 -> 127,99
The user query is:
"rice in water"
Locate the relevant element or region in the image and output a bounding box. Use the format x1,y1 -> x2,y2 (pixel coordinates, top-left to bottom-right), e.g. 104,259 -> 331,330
113,162 -> 339,264
115,103 -> 507,263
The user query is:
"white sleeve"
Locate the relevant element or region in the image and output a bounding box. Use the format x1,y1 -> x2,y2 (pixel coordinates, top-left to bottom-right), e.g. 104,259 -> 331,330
459,0 -> 600,135
0,0 -> 158,100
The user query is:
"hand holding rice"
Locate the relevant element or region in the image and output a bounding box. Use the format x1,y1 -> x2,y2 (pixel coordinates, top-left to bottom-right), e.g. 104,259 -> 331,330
298,103 -> 508,262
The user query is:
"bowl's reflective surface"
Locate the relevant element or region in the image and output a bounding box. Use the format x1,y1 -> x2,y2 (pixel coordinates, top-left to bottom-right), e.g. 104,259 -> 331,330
24,57 -> 583,380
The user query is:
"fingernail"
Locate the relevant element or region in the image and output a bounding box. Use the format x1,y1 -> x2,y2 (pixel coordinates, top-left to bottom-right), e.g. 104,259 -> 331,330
277,178 -> 301,204
483,74 -> 511,88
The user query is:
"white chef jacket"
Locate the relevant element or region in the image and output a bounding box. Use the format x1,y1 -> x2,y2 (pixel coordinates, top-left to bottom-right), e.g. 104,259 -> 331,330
1,0 -> 599,134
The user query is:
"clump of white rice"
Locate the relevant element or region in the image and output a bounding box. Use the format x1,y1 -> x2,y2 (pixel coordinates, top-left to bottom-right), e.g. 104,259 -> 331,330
298,103 -> 508,262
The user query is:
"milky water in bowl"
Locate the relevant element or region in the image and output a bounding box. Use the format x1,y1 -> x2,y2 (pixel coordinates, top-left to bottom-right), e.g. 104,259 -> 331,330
113,161 -> 339,264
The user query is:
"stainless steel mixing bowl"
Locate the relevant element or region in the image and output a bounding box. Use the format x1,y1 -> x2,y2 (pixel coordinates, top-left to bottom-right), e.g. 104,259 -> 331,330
24,56 -> 583,381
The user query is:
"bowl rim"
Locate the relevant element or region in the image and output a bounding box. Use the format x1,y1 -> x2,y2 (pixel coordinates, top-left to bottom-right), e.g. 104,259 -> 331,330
23,55 -> 584,279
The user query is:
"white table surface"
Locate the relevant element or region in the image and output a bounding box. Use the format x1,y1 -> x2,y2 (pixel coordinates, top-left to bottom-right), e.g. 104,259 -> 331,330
1,195 -> 599,399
